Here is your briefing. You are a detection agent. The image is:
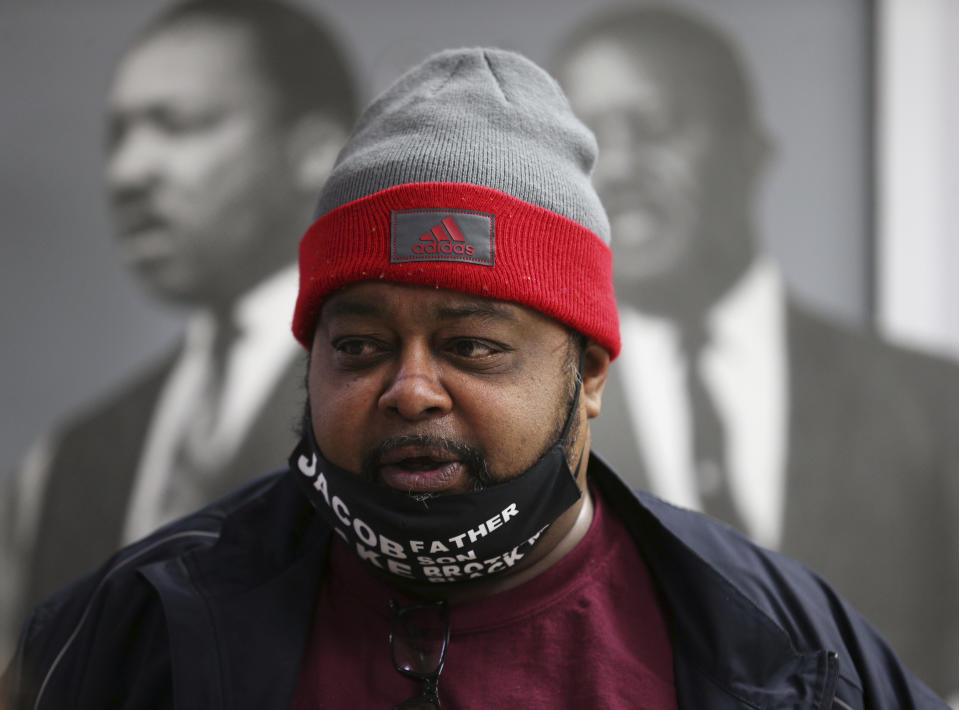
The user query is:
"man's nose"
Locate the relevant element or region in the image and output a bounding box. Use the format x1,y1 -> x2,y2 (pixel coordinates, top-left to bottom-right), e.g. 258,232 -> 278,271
378,344 -> 452,421
105,125 -> 163,194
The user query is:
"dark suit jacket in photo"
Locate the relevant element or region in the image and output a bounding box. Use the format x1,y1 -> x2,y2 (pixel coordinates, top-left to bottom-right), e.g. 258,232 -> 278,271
15,345 -> 306,627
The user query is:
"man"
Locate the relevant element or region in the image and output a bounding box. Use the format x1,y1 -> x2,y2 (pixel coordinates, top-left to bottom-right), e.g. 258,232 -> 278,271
553,6 -> 959,699
1,46 -> 946,709
0,0 -> 357,661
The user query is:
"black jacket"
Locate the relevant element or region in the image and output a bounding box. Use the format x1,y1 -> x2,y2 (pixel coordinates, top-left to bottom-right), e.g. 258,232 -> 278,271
2,456 -> 947,709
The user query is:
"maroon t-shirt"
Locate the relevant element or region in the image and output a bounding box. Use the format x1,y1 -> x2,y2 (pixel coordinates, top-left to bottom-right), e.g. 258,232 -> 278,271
292,485 -> 677,709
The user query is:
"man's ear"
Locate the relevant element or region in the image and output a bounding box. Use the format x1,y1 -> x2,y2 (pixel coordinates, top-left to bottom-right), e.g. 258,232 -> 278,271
286,115 -> 347,192
581,341 -> 611,419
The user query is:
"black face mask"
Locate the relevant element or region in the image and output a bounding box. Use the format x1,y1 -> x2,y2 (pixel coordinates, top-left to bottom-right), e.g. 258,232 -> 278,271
290,387 -> 584,588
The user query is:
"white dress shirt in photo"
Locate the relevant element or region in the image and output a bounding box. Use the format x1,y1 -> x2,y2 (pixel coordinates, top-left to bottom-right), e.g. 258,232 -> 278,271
618,259 -> 788,549
122,266 -> 301,542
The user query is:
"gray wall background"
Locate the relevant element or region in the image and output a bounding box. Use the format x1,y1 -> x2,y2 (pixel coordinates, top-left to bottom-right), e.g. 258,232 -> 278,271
0,0 -> 871,471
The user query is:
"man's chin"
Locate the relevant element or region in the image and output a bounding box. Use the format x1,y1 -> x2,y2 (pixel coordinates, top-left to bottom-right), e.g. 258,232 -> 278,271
133,269 -> 211,309
613,246 -> 696,315
610,210 -> 688,268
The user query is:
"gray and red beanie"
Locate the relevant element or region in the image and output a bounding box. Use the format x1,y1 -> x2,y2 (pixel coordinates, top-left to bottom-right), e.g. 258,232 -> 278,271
292,47 -> 620,358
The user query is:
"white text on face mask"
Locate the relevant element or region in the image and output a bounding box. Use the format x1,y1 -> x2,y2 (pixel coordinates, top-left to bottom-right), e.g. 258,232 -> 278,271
298,455 -> 531,582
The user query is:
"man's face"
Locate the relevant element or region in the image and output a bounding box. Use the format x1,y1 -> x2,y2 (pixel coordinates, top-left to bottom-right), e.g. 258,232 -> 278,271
308,282 -> 584,495
106,21 -> 301,308
561,39 -> 755,307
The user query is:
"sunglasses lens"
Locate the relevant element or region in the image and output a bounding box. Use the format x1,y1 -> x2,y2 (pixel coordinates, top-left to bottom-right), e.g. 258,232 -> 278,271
391,605 -> 448,674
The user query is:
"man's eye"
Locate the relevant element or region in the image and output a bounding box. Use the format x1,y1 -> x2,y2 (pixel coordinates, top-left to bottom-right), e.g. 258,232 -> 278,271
448,339 -> 498,359
154,110 -> 222,136
334,338 -> 383,358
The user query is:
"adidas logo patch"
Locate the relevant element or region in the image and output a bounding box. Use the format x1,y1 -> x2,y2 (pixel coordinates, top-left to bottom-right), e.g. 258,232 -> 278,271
417,216 -> 473,255
391,209 -> 495,266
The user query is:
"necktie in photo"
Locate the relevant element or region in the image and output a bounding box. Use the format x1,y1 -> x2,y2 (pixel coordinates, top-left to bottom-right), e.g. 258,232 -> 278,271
680,321 -> 747,533
161,319 -> 240,522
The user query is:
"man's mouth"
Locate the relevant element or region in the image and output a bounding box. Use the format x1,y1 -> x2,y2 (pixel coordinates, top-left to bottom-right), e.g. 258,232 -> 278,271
113,208 -> 173,261
377,447 -> 468,494
363,437 -> 491,495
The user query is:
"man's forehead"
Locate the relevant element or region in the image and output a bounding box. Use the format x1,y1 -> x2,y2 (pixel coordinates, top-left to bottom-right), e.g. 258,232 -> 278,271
565,38 -> 732,134
320,282 -> 527,324
564,40 -> 667,113
110,21 -> 267,109
581,33 -> 707,92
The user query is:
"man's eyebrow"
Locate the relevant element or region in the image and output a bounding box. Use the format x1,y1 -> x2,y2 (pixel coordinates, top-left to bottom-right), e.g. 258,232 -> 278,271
434,302 -> 520,322
322,299 -> 383,319
322,297 -> 520,322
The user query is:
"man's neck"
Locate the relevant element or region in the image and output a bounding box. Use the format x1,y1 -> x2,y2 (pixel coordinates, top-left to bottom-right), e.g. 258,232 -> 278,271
616,222 -> 758,322
198,263 -> 298,328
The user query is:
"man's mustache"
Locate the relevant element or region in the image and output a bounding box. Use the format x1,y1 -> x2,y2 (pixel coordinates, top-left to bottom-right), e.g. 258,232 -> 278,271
361,434 -> 494,491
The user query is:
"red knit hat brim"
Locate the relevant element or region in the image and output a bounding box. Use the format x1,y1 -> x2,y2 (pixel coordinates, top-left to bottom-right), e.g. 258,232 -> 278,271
293,182 -> 620,359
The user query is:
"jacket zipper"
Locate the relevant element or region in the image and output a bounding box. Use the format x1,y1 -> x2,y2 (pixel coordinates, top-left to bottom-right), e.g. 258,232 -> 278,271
820,651 -> 850,709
